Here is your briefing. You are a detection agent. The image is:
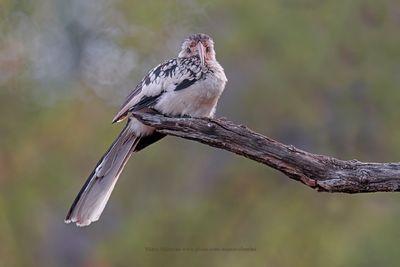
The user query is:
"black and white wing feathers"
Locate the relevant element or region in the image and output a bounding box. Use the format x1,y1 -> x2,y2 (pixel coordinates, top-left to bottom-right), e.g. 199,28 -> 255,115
112,57 -> 205,123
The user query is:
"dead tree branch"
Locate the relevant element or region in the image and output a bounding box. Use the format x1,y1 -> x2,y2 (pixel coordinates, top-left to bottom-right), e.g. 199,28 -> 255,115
133,112 -> 400,193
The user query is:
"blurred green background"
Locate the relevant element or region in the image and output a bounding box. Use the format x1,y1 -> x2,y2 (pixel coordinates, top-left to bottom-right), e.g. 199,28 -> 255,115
1,0 -> 400,266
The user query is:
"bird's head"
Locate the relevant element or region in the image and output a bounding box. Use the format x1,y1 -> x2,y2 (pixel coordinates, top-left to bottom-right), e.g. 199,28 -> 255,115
178,33 -> 216,66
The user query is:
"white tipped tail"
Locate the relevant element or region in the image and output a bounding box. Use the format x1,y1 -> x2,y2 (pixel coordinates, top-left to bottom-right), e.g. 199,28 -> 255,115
65,121 -> 140,227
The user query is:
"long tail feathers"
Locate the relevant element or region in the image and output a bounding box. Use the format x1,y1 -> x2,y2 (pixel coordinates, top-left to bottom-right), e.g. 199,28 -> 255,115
65,122 -> 140,227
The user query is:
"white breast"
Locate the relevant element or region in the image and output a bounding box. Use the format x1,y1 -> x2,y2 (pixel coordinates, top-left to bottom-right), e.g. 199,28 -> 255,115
155,62 -> 227,117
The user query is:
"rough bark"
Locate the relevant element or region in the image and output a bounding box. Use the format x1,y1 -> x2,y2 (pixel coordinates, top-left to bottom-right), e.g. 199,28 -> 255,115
133,112 -> 400,193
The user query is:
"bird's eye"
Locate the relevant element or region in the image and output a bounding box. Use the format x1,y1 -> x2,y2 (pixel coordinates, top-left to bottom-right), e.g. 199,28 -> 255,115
186,48 -> 191,53
206,47 -> 211,53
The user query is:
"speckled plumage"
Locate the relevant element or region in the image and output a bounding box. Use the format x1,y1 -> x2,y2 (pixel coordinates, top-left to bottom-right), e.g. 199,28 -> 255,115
65,33 -> 227,226
113,55 -> 226,124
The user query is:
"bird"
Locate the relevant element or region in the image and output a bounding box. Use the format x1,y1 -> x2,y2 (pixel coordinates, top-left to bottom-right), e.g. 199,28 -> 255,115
65,33 -> 227,226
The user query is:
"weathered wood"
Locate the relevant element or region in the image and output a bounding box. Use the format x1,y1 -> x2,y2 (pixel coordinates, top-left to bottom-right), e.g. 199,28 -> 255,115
132,112 -> 400,193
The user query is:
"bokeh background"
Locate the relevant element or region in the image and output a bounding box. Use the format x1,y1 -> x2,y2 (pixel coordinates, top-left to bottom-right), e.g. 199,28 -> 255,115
1,0 -> 400,266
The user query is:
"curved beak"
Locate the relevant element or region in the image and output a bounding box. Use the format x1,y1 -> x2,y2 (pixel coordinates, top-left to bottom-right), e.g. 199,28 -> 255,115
196,42 -> 206,66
